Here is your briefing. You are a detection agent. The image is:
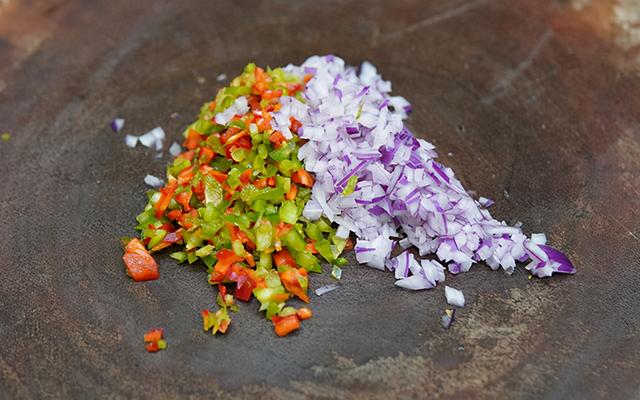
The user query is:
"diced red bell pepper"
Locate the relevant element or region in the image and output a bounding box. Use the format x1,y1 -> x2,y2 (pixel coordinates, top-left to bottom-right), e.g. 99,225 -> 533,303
178,150 -> 196,162
225,131 -> 248,147
292,169 -> 314,188
183,129 -> 204,150
166,209 -> 182,221
254,178 -> 268,189
239,168 -> 253,185
154,180 -> 177,218
145,341 -> 160,352
199,146 -> 215,164
273,249 -> 296,268
209,170 -> 228,184
123,238 -> 159,281
273,314 -> 300,337
175,191 -> 192,211
233,136 -> 252,150
296,307 -> 313,321
285,183 -> 298,200
279,266 -> 309,303
220,127 -> 241,144
218,283 -> 227,299
269,130 -> 286,147
144,328 -> 164,343
213,249 -> 244,276
177,165 -> 195,186
289,117 -> 302,134
262,89 -> 282,100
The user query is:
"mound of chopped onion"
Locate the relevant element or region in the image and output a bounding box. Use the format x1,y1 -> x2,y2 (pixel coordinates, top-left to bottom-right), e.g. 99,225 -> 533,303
272,55 -> 575,289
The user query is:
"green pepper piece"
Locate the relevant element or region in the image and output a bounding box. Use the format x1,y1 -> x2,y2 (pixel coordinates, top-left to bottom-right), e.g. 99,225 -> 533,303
255,221 -> 274,252
279,201 -> 298,225
204,175 -> 223,207
283,228 -> 306,252
170,251 -> 187,263
342,175 -> 358,196
314,239 -> 335,263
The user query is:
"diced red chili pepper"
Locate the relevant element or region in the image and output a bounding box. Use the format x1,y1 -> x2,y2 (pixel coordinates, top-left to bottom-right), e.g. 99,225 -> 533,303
209,170 -> 228,184
305,242 -> 318,254
285,183 -> 298,200
279,266 -> 309,303
219,319 -> 230,334
144,329 -> 164,343
262,89 -> 282,100
123,238 -> 159,281
218,283 -> 227,299
225,131 -> 248,147
292,169 -> 314,188
247,95 -> 261,111
239,168 -> 253,185
274,314 -> 300,337
273,249 -> 296,268
213,249 -> 244,276
154,180 -> 177,218
175,191 -> 192,211
254,177 -> 268,189
296,307 -> 313,321
177,165 -> 195,186
289,117 -> 302,134
178,150 -> 196,162
199,146 -> 215,164
145,341 -> 160,352
269,130 -> 286,147
233,136 -> 252,150
220,127 -> 241,144
184,129 -> 204,150
166,209 -> 181,221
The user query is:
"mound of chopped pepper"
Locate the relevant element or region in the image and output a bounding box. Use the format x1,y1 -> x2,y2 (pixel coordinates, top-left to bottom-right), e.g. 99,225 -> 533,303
126,64 -> 348,337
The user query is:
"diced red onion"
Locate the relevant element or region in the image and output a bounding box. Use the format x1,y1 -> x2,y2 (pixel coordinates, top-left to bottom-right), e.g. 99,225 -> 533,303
125,135 -> 138,148
169,142 -> 183,157
274,55 -> 575,291
144,174 -> 164,188
444,286 -> 465,307
111,118 -> 125,133
315,284 -> 338,296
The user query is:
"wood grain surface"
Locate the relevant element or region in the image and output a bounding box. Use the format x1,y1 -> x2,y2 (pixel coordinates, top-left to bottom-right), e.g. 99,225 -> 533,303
1,0 -> 639,399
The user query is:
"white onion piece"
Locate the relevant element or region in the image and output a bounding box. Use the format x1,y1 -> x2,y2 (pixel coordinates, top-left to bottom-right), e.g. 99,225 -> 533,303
169,142 -> 182,157
125,135 -> 138,148
444,286 -> 465,307
315,284 -> 338,296
111,118 -> 125,133
215,97 -> 248,125
216,73 -> 227,82
144,174 -> 164,188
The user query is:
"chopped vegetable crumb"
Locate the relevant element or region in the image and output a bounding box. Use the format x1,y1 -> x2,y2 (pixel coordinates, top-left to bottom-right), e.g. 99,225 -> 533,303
144,328 -> 166,352
1,132 -> 10,142
441,308 -> 455,329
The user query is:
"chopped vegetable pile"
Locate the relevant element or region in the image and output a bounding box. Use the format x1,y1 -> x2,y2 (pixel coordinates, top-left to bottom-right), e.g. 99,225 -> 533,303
123,55 -> 575,340
126,64 -> 350,336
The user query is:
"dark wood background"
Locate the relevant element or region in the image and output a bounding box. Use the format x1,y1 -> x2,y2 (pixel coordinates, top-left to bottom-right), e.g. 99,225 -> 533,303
1,0 -> 639,398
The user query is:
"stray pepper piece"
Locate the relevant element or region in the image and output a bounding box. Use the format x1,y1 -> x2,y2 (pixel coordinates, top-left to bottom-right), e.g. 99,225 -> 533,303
273,314 -> 300,337
123,238 -> 159,281
144,328 -> 166,352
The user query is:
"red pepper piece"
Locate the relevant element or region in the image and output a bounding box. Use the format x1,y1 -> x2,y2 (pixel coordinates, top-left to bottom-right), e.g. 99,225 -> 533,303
123,238 -> 159,281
